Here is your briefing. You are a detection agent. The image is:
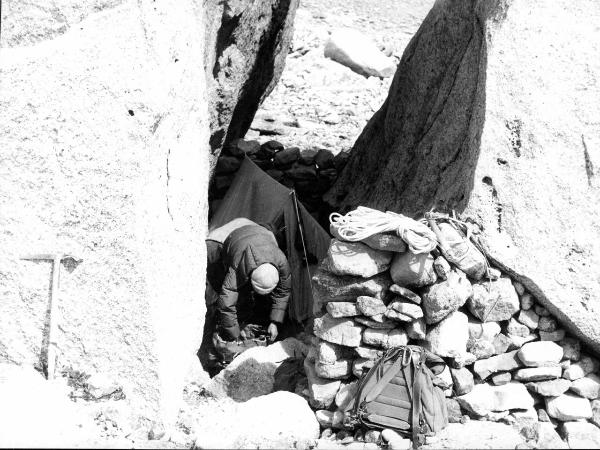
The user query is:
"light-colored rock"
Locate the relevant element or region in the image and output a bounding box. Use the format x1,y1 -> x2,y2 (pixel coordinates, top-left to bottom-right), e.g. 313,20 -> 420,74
312,268 -> 392,305
314,314 -> 364,347
526,379 -> 571,397
326,239 -> 393,278
518,309 -> 539,330
546,393 -> 592,421
470,340 -> 496,360
389,251 -> 437,288
315,410 -> 344,429
421,269 -> 472,324
514,365 -> 562,382
592,399 -> 600,428
468,278 -> 519,322
507,318 -> 531,338
317,340 -> 355,365
0,0 -> 215,421
304,359 -> 341,409
381,429 -> 411,450
507,333 -> 538,350
468,320 -> 501,343
491,372 -> 512,386
364,430 -> 381,444
194,392 -> 319,449
456,383 -> 494,416
356,296 -> 387,317
354,346 -> 384,360
362,328 -> 408,349
563,356 -> 599,381
387,301 -> 423,320
407,318 -> 427,340
539,329 -> 566,342
493,382 -> 535,411
451,352 -> 476,369
425,311 -> 468,358
517,341 -> 563,367
85,373 -> 120,400
324,28 -> 396,78
536,422 -> 568,449
450,367 -> 474,395
206,338 -> 308,402
433,256 -> 452,280
389,285 -> 421,304
315,360 -> 352,380
336,380 -> 359,411
354,316 -> 396,329
473,351 -> 522,380
560,421 -> 600,449
538,316 -> 558,333
570,373 -> 600,399
559,337 -> 581,361
422,270 -> 473,324
492,333 -> 511,355
326,302 -> 360,318
352,358 -> 375,378
384,309 -> 413,322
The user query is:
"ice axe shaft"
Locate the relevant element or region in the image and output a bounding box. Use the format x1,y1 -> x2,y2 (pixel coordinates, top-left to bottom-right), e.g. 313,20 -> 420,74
21,253 -> 82,380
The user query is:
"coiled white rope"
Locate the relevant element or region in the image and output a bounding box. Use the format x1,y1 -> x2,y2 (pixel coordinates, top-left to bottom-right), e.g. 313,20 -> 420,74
329,206 -> 438,254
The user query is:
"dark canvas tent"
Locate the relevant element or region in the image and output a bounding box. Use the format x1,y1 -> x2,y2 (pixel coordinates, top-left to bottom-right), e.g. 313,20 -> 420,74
209,157 -> 331,321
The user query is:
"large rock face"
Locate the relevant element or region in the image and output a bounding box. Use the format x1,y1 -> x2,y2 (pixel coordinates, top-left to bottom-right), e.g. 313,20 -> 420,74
326,0 -> 600,352
0,0 -> 213,424
204,0 -> 299,155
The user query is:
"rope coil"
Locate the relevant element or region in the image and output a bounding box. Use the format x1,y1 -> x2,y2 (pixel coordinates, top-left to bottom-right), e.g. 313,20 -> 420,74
329,206 -> 438,254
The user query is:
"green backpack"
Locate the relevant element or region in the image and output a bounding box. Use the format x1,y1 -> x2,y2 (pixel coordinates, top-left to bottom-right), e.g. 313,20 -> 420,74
347,346 -> 448,448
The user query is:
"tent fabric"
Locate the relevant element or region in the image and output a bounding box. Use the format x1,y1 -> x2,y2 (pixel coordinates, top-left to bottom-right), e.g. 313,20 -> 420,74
209,157 -> 331,321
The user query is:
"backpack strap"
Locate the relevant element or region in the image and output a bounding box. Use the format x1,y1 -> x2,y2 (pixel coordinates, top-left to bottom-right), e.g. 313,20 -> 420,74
411,351 -> 426,450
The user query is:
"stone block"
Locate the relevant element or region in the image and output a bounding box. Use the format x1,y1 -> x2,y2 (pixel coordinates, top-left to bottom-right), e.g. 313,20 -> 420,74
517,341 -> 563,367
421,269 -> 472,324
526,379 -> 571,397
468,277 -> 519,322
326,302 -> 360,318
362,328 -> 408,349
473,350 -> 522,380
312,267 -> 392,305
314,314 -> 364,347
356,296 -> 387,317
514,365 -> 562,382
559,421 -> 600,448
326,239 -> 392,278
546,393 -> 592,421
570,373 -> 600,399
424,311 -> 468,358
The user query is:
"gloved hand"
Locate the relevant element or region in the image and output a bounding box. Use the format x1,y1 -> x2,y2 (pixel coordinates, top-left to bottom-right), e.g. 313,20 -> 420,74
240,324 -> 265,340
268,322 -> 279,342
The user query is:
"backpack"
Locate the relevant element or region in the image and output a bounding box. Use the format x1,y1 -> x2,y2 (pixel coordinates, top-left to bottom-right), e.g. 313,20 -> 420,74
347,346 -> 448,448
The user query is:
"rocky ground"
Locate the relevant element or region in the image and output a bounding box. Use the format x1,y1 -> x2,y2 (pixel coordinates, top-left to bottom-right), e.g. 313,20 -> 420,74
248,0 -> 435,155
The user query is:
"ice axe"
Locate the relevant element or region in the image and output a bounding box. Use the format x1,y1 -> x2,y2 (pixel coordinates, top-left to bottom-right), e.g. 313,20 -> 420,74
21,253 -> 83,380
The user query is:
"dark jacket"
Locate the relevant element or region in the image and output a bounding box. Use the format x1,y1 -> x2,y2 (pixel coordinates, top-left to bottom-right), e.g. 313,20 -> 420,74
216,224 -> 291,340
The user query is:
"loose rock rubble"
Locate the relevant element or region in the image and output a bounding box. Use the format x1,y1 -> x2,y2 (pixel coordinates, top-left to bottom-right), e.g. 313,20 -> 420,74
300,214 -> 600,449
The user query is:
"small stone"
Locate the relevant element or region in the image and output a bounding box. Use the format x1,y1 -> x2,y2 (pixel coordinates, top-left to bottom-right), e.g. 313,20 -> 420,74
314,314 -> 364,347
518,309 -> 539,330
492,333 -> 511,355
305,359 -> 342,408
421,269 -> 472,324
336,380 -> 359,411
362,328 -> 408,349
560,421 -> 600,449
389,285 -> 421,304
356,296 -> 387,317
520,293 -> 534,310
446,398 -> 463,423
384,309 -> 413,322
389,251 -> 437,288
538,316 -> 558,332
514,365 -> 562,382
315,410 -> 344,429
364,430 -> 381,444
326,302 -> 360,318
468,320 -> 501,343
273,147 -> 300,168
312,267 -> 392,305
539,329 -> 566,342
536,422 -> 568,449
560,359 -> 571,370
381,429 -> 411,450
537,408 -> 551,422
591,399 -> 600,428
327,239 -> 393,278
317,340 -> 355,365
258,140 -> 284,158
451,352 -> 476,369
470,340 -> 496,360
387,301 -> 423,320
473,350 -> 522,380
320,428 -> 334,439
406,318 -> 426,340
526,379 -> 572,397
354,316 -> 396,329
451,367 -> 474,395
354,346 -> 383,360
468,277 -> 519,322
507,318 -> 531,338
534,305 -> 550,317
491,372 -> 512,386
424,311 -> 469,357
352,358 -> 375,377
433,255 -> 452,280
570,373 -> 600,399
315,360 -> 352,380
513,281 -> 525,296
559,337 -> 581,361
546,393 -> 592,421
493,382 -> 535,411
518,341 -> 563,367
507,333 -> 538,350
563,356 -> 599,380
456,383 -> 494,416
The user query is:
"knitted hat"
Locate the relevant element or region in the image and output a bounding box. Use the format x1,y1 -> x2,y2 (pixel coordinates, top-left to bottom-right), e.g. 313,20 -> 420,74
251,263 -> 279,295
